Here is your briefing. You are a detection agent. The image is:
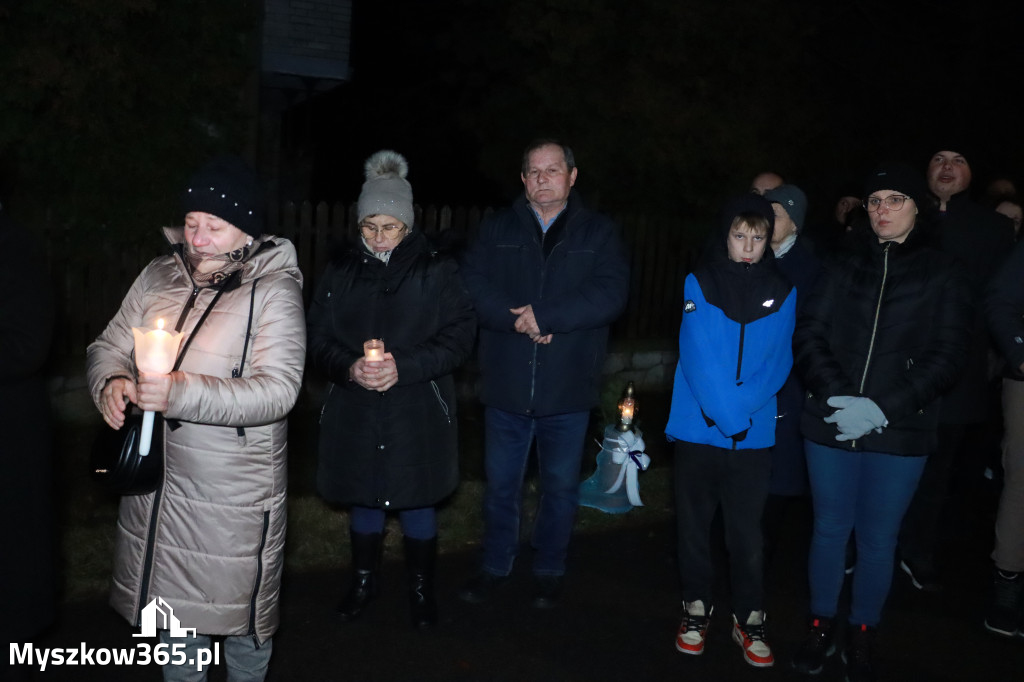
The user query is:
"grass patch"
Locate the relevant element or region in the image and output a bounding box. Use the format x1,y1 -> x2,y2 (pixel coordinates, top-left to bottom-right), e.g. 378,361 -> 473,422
59,402 -> 674,601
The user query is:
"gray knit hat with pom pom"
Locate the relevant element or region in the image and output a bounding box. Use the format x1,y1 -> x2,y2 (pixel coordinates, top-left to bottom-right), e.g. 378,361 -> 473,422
357,150 -> 414,228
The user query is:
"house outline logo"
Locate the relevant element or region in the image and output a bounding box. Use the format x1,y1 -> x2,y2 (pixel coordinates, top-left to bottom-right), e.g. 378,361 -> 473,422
133,597 -> 197,638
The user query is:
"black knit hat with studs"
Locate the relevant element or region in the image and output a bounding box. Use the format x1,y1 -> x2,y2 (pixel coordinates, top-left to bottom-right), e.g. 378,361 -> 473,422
181,155 -> 265,238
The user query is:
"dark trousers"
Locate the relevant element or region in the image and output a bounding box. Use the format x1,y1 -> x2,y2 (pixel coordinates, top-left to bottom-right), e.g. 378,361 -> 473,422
674,441 -> 771,622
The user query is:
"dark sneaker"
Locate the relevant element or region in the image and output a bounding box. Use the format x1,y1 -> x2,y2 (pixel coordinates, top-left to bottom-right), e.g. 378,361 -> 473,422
791,615 -> 835,675
841,624 -> 877,682
457,571 -> 509,604
530,575 -> 564,609
899,558 -> 943,592
984,570 -> 1023,637
731,610 -> 774,668
675,600 -> 712,656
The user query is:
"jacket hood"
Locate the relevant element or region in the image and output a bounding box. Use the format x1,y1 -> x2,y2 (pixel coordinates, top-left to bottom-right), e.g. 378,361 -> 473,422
702,194 -> 778,267
162,227 -> 303,288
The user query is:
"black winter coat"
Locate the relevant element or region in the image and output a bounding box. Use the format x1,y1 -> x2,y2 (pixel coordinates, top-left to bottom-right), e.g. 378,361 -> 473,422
0,213 -> 55,642
308,230 -> 476,509
459,193 -> 629,416
933,192 -> 1015,422
986,237 -> 1024,380
795,224 -> 972,456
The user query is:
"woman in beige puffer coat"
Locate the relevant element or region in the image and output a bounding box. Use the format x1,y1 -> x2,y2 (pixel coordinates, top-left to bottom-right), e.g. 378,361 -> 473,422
87,156 -> 305,681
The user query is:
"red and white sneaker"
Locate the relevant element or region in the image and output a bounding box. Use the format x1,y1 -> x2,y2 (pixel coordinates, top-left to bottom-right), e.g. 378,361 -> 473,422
732,610 -> 775,668
675,600 -> 712,656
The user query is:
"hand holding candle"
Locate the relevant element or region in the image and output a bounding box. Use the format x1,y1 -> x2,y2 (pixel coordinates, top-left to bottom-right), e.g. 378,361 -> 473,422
131,319 -> 184,455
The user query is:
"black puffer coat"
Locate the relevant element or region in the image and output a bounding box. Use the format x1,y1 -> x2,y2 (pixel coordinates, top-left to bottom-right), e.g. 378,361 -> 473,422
308,230 -> 476,509
795,223 -> 972,456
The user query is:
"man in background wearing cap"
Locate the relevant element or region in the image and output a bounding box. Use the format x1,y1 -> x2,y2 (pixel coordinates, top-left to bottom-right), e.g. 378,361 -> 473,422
458,139 -> 629,608
761,184 -> 821,568
897,148 -> 1015,593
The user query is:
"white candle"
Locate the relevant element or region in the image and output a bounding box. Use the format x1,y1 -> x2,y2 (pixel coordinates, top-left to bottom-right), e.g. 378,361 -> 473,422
131,319 -> 185,456
364,338 -> 385,362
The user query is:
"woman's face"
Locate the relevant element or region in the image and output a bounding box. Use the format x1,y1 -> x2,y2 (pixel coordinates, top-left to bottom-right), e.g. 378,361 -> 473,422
359,214 -> 408,252
184,212 -> 251,271
866,190 -> 918,243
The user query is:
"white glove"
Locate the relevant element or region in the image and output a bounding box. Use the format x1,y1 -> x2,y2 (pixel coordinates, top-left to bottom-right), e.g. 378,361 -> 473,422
824,395 -> 887,442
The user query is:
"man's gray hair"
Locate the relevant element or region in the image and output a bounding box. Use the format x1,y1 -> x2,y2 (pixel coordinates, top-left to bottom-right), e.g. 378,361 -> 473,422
521,138 -> 575,175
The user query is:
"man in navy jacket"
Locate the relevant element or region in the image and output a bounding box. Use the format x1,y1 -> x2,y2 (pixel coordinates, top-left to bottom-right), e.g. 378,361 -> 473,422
458,139 -> 629,607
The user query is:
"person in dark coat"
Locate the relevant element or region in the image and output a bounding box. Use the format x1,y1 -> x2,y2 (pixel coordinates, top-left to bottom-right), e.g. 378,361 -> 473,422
0,204 -> 56,656
307,150 -> 476,628
897,147 -> 1016,592
982,238 -> 1024,636
790,163 -> 972,681
457,139 -> 629,608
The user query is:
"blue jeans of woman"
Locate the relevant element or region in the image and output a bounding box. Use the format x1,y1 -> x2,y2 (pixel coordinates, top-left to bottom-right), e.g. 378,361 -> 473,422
480,407 -> 590,577
805,440 -> 927,626
350,505 -> 436,540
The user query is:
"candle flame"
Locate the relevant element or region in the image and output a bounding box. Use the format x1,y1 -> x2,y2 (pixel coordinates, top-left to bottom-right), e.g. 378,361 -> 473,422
156,318 -> 165,330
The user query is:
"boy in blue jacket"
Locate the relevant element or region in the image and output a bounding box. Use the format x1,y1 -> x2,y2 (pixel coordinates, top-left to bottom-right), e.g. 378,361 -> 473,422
665,194 -> 796,667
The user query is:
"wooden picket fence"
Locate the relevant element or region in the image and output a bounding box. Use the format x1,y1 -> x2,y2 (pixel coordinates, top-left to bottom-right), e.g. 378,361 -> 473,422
43,202 -> 694,359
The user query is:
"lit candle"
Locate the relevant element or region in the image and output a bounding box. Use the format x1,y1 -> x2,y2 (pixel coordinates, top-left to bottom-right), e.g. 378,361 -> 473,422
363,338 -> 385,362
131,319 -> 185,456
620,397 -> 635,424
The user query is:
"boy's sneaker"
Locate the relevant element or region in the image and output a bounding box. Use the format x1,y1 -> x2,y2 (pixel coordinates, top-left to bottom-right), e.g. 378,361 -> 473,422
984,569 -> 1023,637
675,600 -> 712,656
732,610 -> 774,668
899,558 -> 943,592
791,615 -> 835,675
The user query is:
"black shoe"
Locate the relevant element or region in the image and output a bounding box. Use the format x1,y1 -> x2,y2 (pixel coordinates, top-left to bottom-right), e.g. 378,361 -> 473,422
531,575 -> 563,609
337,569 -> 378,621
404,536 -> 438,629
841,624 -> 877,682
336,531 -> 383,621
984,569 -> 1023,637
458,571 -> 508,604
791,615 -> 835,675
899,558 -> 943,592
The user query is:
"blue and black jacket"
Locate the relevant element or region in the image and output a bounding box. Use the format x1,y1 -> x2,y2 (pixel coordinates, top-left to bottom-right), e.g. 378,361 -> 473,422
666,195 -> 796,450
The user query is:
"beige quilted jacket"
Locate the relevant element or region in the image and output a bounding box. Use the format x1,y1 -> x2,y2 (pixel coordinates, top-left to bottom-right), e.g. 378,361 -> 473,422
86,228 -> 305,644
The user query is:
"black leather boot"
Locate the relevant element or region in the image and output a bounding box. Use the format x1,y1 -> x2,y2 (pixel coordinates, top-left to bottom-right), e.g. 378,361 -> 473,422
336,530 -> 382,621
404,535 -> 438,629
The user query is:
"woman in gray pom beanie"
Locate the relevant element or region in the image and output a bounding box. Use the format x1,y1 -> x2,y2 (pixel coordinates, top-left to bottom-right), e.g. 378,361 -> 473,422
307,150 -> 476,628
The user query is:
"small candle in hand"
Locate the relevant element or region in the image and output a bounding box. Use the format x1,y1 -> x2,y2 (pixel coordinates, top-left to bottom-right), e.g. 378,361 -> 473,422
363,338 -> 385,362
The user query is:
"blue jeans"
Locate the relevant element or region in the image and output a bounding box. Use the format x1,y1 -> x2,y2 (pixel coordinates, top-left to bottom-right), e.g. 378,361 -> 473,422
159,631 -> 272,682
350,505 -> 436,540
805,440 -> 927,626
481,407 -> 590,576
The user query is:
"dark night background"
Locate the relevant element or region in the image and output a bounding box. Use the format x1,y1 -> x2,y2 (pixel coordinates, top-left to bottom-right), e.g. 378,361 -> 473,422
2,0 -> 1023,244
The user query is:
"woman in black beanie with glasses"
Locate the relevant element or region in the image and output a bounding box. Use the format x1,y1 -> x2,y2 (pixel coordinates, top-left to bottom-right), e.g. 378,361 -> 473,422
790,162 -> 971,681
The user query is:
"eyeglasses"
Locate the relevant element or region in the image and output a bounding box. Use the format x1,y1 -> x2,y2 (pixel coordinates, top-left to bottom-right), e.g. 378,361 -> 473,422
359,222 -> 405,238
863,194 -> 911,212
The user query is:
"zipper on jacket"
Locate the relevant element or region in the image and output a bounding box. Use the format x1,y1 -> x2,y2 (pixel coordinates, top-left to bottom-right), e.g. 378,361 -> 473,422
430,380 -> 451,423
173,283 -> 200,332
318,383 -> 335,424
248,510 -> 271,647
736,322 -> 746,383
852,242 -> 891,448
135,484 -> 165,626
527,231 -> 567,408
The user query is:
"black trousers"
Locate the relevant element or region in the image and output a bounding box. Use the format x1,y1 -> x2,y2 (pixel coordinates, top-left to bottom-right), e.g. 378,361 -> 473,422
674,441 -> 771,622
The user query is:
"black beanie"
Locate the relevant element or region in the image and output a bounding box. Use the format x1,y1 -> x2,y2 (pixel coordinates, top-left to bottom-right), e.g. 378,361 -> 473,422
863,162 -> 928,207
181,155 -> 265,238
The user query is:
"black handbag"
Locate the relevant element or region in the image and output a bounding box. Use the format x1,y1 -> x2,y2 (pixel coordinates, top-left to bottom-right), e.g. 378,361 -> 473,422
91,272 -> 240,495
